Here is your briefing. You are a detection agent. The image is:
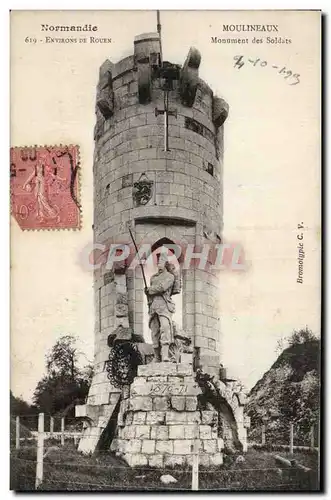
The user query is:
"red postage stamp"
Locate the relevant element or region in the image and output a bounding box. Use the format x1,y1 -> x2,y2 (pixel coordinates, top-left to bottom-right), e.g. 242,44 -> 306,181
10,145 -> 81,230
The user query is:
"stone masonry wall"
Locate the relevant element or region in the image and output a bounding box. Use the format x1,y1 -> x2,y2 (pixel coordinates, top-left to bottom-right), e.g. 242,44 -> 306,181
111,361 -> 224,468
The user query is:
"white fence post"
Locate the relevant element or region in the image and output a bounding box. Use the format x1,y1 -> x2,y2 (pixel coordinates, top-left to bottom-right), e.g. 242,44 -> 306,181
50,416 -> 54,438
310,424 -> 314,449
191,424 -> 199,491
15,416 -> 20,450
35,413 -> 44,489
61,417 -> 65,446
289,423 -> 294,454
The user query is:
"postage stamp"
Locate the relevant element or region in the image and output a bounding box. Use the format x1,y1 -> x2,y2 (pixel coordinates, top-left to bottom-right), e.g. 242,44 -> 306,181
10,145 -> 81,230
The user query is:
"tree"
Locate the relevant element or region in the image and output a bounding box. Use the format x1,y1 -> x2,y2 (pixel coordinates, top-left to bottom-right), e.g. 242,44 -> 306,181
46,335 -> 80,381
288,327 -> 318,346
10,391 -> 37,416
33,336 -> 93,416
275,336 -> 287,356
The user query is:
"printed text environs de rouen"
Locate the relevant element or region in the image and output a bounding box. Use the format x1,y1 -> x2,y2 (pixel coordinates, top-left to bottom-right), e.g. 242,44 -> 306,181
24,23 -> 112,44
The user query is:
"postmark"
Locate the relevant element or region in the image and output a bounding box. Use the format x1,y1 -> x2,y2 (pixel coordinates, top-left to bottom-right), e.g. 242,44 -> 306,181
10,145 -> 81,230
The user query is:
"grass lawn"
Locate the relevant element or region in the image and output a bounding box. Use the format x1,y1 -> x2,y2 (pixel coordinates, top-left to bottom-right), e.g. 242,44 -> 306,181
10,440 -> 319,492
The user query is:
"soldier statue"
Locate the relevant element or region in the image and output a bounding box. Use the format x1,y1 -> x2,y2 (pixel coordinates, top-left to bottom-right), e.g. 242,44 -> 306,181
144,258 -> 181,362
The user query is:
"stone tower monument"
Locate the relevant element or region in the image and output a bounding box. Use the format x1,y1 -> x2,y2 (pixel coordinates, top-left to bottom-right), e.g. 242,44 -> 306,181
76,32 -> 249,464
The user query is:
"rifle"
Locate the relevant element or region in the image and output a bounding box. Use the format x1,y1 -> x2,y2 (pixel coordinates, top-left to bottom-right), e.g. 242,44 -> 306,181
128,227 -> 148,292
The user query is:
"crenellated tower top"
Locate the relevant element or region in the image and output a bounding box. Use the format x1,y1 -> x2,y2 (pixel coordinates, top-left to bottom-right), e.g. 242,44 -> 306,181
94,32 -> 229,151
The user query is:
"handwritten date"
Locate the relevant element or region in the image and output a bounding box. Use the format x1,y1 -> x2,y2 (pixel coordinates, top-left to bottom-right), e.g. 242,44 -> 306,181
233,55 -> 300,86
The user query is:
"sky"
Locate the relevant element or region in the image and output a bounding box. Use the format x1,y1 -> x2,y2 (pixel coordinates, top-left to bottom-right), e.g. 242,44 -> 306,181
10,10 -> 320,402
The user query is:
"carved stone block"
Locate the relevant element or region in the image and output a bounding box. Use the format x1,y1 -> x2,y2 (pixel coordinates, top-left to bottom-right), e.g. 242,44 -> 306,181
137,61 -> 152,104
126,439 -> 142,454
153,396 -> 170,411
96,61 -> 114,119
133,173 -> 153,206
212,96 -> 229,128
150,425 -> 169,440
171,396 -> 185,411
122,426 -> 135,440
138,363 -> 177,377
132,411 -> 146,424
180,353 -> 193,365
135,425 -> 151,439
115,303 -> 128,318
122,173 -> 133,188
173,439 -> 193,455
179,47 -> 201,107
166,411 -> 187,425
199,425 -> 212,439
183,425 -> 197,439
203,439 -> 217,454
209,453 -> 223,466
148,454 -> 164,468
103,270 -> 114,285
116,292 -> 128,305
201,410 -> 216,425
131,382 -> 152,397
141,439 -> 156,454
164,455 -> 186,467
169,425 -> 186,440
155,440 -> 173,454
128,453 -> 148,467
185,396 -> 198,411
176,364 -> 192,376
131,396 -> 152,412
186,411 -> 200,424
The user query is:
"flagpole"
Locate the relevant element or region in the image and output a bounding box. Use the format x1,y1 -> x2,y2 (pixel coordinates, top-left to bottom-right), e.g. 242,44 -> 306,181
157,10 -> 163,67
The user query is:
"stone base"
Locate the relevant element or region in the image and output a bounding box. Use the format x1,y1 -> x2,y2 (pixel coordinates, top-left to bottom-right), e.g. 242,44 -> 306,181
110,362 -> 224,467
76,393 -> 121,454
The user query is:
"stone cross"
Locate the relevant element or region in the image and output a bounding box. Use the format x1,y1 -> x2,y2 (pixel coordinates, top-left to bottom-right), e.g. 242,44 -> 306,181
155,90 -> 177,151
